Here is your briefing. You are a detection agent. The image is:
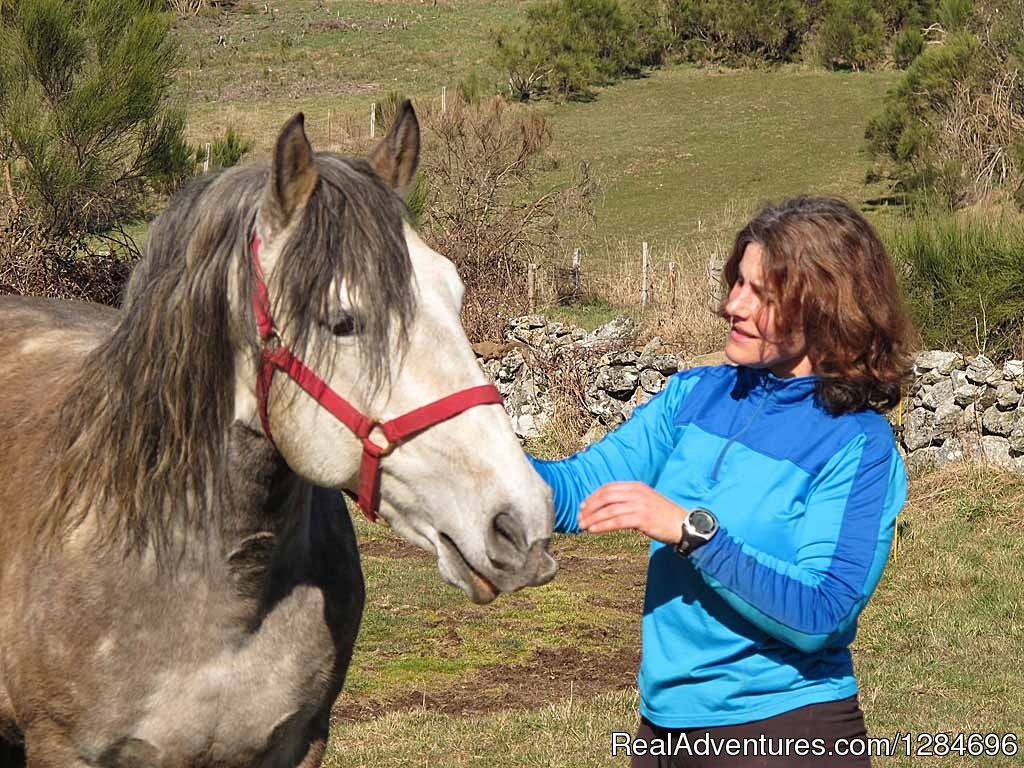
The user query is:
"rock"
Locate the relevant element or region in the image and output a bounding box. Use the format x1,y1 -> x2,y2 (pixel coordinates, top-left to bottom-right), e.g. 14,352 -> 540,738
589,316 -> 634,342
512,412 -> 539,439
595,365 -> 640,399
640,368 -> 667,394
919,369 -> 943,386
934,400 -> 961,436
609,349 -> 639,366
921,378 -> 954,411
966,355 -> 1001,386
906,446 -> 941,475
639,353 -> 681,376
902,407 -> 938,451
1010,424 -> 1024,454
995,381 -> 1021,410
978,436 -> 1024,471
639,336 -> 663,357
586,389 -> 626,427
937,437 -> 966,465
982,405 -> 1016,437
915,350 -> 963,374
1003,360 -> 1024,379
514,314 -> 546,330
953,381 -> 979,407
976,385 -> 998,410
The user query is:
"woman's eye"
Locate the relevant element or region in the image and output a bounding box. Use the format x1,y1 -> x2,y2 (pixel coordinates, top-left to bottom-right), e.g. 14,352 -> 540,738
325,313 -> 357,337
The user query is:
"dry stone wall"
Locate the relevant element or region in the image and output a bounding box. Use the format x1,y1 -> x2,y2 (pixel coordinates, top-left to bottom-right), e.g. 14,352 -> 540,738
479,315 -> 1024,475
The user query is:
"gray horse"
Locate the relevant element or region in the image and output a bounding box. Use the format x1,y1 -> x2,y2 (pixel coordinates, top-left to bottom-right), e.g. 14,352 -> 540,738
0,103 -> 556,767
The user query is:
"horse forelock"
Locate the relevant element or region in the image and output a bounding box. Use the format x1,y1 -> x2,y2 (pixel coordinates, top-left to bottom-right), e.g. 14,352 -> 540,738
45,153 -> 416,559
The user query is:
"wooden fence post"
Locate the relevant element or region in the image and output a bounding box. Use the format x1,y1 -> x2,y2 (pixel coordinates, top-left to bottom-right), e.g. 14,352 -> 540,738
527,263 -> 537,311
370,103 -> 376,139
640,241 -> 650,311
571,247 -> 582,297
203,143 -> 211,173
669,261 -> 678,311
441,85 -> 447,113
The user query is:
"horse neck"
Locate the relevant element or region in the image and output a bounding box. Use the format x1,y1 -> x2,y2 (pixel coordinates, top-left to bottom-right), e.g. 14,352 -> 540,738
218,422 -> 308,552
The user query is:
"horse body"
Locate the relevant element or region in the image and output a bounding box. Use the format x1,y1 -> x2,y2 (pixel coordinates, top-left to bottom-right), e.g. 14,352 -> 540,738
0,104 -> 556,766
0,299 -> 363,767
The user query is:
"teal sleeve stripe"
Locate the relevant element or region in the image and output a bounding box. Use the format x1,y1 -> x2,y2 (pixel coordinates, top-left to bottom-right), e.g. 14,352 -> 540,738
528,372 -> 700,534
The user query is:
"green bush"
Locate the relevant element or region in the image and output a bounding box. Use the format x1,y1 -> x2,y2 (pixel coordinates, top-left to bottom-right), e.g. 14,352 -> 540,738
937,0 -> 972,30
667,0 -> 810,64
207,125 -> 252,171
0,0 -> 191,236
885,213 -> 1024,357
892,26 -> 925,67
818,0 -> 885,69
492,0 -> 648,100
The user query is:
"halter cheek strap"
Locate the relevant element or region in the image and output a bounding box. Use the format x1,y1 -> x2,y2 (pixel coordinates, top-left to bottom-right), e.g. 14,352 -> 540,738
250,235 -> 504,522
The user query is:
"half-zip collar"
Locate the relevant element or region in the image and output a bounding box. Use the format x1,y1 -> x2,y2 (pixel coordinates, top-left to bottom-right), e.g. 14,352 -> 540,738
711,367 -> 818,481
734,366 -> 818,410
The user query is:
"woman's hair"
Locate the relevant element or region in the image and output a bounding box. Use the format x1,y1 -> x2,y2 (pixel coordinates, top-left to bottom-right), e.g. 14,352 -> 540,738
719,196 -> 914,416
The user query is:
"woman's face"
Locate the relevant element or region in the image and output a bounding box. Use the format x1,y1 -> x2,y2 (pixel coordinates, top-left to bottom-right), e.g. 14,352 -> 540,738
723,242 -> 813,378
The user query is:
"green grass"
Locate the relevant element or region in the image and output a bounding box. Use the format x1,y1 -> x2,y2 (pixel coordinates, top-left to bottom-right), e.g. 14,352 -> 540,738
331,466 -> 1024,767
171,0 -> 526,149
534,65 -> 900,269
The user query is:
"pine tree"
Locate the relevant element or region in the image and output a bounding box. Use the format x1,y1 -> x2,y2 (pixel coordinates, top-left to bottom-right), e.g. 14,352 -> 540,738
0,0 -> 193,236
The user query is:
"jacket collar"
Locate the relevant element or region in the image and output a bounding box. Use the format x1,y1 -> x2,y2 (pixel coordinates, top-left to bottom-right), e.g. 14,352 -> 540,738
734,365 -> 818,406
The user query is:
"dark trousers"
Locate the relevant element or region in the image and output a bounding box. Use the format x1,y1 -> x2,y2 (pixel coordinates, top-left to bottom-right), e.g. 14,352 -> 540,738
630,695 -> 870,768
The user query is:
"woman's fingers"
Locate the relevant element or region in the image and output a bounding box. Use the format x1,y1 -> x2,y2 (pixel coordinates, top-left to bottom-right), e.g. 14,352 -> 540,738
579,502 -> 644,533
578,481 -> 689,544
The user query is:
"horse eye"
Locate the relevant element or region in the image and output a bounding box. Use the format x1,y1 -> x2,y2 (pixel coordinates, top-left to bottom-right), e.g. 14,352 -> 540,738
324,313 -> 358,337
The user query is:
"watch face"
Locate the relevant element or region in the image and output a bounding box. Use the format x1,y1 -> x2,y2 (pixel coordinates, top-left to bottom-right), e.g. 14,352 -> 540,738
690,509 -> 716,535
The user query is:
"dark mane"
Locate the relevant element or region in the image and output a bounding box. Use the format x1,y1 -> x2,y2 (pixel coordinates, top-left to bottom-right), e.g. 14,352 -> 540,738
43,153 -> 415,556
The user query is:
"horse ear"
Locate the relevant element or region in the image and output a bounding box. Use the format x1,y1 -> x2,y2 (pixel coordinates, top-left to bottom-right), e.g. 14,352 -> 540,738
368,100 -> 420,198
264,113 -> 318,233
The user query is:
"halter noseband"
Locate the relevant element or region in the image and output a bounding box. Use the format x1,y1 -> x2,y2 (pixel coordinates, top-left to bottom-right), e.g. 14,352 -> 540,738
250,235 -> 503,522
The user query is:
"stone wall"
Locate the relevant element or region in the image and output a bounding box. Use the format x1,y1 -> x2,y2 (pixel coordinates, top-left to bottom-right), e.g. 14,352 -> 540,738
479,315 -> 1024,474
903,351 -> 1024,473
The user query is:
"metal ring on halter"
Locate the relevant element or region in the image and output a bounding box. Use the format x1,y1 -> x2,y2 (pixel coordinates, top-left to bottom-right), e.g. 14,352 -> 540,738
362,423 -> 397,458
262,328 -> 283,352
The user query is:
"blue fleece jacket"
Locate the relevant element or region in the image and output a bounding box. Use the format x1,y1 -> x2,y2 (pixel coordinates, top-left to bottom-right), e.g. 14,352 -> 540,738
529,365 -> 906,728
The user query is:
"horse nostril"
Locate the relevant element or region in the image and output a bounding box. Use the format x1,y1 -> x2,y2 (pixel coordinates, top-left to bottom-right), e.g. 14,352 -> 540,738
487,511 -> 527,571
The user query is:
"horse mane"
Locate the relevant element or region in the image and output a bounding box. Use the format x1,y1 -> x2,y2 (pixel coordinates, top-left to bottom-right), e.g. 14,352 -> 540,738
43,154 -> 415,558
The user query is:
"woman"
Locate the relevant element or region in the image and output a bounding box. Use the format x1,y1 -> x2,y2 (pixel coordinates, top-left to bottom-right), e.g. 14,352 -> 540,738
530,197 -> 912,767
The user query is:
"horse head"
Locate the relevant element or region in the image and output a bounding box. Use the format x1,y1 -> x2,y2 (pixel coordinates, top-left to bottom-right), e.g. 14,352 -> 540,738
241,104 -> 557,603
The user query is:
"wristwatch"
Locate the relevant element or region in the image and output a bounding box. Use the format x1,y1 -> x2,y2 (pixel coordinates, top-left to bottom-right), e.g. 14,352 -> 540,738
674,507 -> 719,557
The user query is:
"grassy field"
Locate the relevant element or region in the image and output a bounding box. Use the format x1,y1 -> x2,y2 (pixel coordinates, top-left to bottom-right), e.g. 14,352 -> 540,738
538,65 -> 899,265
327,464 -> 1024,767
173,0 -> 524,149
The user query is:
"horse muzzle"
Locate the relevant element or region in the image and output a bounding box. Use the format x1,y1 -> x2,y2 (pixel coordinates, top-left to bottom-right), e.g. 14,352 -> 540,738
437,523 -> 558,605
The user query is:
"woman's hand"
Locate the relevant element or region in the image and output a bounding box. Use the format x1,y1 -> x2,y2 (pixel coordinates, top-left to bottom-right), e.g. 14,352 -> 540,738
577,481 -> 689,545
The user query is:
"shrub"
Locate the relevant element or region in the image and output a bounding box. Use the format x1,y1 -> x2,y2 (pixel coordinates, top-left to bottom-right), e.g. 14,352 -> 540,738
817,0 -> 885,70
492,0 -> 647,101
885,213 -> 1024,358
207,125 -> 252,171
666,0 -> 810,64
0,0 -> 192,237
892,26 -> 925,67
864,27 -> 1024,207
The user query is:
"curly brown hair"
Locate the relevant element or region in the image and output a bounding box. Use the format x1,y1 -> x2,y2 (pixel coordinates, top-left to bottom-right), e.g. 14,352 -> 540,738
719,196 -> 914,416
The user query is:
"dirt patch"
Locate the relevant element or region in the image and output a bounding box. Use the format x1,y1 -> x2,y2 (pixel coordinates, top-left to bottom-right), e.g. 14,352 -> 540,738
357,535 -> 430,560
334,644 -> 639,723
335,548 -> 647,722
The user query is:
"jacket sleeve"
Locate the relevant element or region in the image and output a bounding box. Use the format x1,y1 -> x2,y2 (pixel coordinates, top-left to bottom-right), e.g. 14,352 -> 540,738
528,371 -> 701,534
688,426 -> 906,653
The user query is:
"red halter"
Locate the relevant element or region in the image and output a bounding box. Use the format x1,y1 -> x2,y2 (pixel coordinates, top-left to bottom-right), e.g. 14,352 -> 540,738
250,235 -> 504,522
